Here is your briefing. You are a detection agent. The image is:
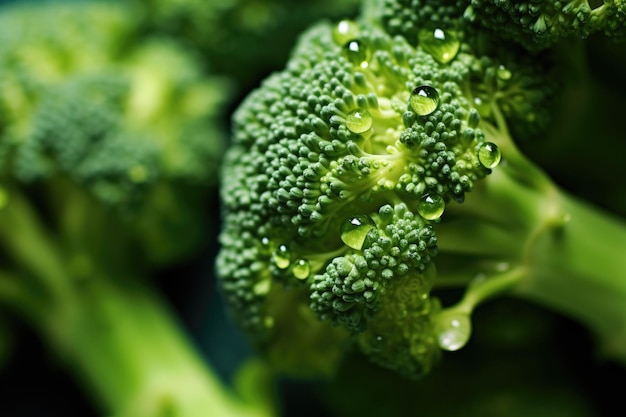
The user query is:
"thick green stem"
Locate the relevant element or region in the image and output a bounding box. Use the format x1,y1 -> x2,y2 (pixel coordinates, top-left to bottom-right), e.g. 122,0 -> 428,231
0,187 -> 275,417
42,277 -> 274,417
516,191 -> 626,365
436,149 -> 626,365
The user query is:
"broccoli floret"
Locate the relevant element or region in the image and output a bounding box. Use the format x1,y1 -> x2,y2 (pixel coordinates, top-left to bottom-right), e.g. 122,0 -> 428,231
217,17 -> 548,378
0,2 -> 273,416
378,0 -> 626,51
464,0 -> 626,50
218,1 -> 626,383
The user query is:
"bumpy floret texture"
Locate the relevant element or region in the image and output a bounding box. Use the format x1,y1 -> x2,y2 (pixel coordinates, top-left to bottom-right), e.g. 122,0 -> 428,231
464,0 -> 626,50
380,0 -> 468,42
217,17 -> 533,378
380,0 -> 626,51
310,203 -> 437,333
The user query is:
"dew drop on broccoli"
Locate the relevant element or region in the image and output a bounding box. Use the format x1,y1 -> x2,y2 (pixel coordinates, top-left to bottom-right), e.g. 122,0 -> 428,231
343,39 -> 371,68
418,27 -> 460,64
340,215 -> 376,250
292,259 -> 311,280
346,109 -> 373,134
273,244 -> 292,269
409,85 -> 440,116
417,194 -> 445,220
477,142 -> 502,169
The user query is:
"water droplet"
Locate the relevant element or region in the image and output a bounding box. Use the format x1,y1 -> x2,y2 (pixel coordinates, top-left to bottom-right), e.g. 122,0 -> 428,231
340,215 -> 376,250
409,85 -> 439,116
253,279 -> 271,296
292,259 -> 311,280
333,20 -> 360,45
0,187 -> 9,210
259,236 -> 273,256
497,65 -> 512,81
477,142 -> 501,169
473,96 -> 491,117
436,311 -> 471,351
346,109 -> 373,134
273,244 -> 291,269
417,194 -> 445,220
366,334 -> 386,352
343,39 -> 370,68
418,28 -> 460,64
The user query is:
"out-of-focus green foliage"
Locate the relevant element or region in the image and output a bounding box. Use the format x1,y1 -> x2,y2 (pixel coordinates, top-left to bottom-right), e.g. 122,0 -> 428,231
0,1 -> 253,416
137,0 -> 362,92
0,0 -> 229,264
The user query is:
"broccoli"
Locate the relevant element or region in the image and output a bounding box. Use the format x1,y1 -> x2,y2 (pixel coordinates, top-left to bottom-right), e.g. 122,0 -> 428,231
377,0 -> 626,51
135,0 -> 362,94
0,1 -> 274,416
216,0 -> 626,384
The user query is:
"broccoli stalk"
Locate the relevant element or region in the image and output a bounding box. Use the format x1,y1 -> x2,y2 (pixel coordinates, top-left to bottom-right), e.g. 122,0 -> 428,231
433,104 -> 626,363
0,1 -> 277,416
0,185 -> 275,417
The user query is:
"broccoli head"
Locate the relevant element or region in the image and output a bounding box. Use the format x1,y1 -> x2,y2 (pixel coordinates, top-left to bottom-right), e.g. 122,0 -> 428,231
217,14 -> 558,378
218,0 -> 626,384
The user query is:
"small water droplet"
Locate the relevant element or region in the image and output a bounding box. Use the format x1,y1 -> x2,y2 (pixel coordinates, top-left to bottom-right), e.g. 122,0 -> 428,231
253,279 -> 271,296
497,65 -> 512,81
292,259 -> 311,280
343,39 -> 370,68
477,142 -> 501,169
473,96 -> 491,117
367,334 -> 386,352
259,236 -> 273,256
409,85 -> 440,116
417,194 -> 445,220
340,215 -> 376,250
346,109 -> 373,134
273,244 -> 291,269
437,311 -> 471,351
418,28 -> 460,64
333,20 -> 360,45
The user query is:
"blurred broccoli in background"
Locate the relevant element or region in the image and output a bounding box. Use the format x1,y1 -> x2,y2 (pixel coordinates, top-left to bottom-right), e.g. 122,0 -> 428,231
135,0 -> 362,97
0,1 -> 272,416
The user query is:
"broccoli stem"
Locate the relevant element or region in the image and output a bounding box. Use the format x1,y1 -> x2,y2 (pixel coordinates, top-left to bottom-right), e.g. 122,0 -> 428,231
0,188 -> 274,417
438,157 -> 626,365
517,189 -> 626,365
47,277 -> 272,417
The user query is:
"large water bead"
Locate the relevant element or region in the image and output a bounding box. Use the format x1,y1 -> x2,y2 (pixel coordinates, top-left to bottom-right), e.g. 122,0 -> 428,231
409,85 -> 440,116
